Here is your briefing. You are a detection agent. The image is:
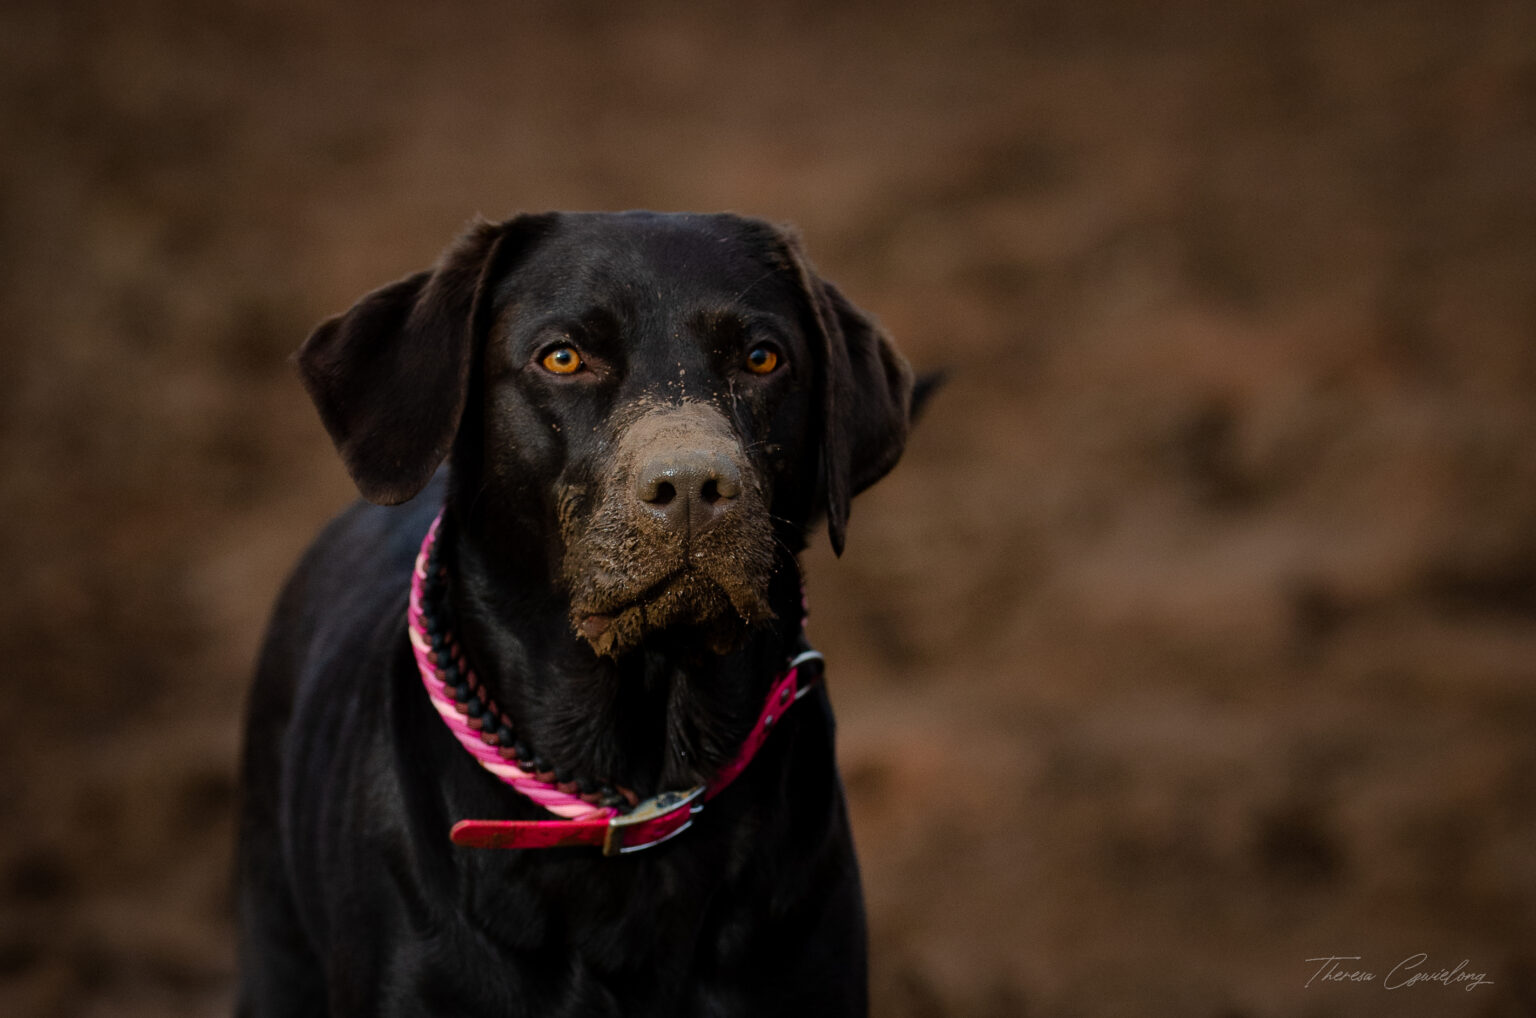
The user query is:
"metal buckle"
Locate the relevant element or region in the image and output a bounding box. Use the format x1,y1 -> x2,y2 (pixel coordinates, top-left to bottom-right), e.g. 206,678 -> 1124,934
788,649 -> 824,700
603,784 -> 706,856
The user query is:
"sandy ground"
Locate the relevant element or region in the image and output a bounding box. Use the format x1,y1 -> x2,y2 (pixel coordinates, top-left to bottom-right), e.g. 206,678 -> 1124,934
3,1 -> 1535,1015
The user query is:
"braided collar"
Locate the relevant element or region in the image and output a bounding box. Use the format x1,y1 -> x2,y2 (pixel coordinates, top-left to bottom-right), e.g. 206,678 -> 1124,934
408,510 -> 823,854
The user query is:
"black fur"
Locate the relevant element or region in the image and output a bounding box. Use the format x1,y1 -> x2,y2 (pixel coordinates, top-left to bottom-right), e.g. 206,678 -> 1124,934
236,211 -> 920,1017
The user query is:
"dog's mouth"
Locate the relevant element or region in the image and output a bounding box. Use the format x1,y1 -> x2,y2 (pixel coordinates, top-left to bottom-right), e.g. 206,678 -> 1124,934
571,563 -> 774,658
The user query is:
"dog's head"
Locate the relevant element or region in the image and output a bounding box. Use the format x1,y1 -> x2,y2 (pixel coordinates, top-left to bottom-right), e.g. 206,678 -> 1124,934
297,212 -> 915,656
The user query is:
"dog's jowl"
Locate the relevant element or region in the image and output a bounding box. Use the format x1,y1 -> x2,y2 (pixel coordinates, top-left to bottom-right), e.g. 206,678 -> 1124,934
236,211 -> 923,1017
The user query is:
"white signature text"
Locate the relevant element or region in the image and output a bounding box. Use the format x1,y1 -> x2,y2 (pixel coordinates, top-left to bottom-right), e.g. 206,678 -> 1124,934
1305,954 -> 1494,992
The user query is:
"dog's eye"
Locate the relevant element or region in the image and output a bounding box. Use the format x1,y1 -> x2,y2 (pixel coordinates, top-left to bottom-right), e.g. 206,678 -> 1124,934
744,345 -> 781,375
540,346 -> 584,375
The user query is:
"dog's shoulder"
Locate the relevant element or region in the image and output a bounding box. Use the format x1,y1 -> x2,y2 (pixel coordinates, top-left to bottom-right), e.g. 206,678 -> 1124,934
250,474 -> 443,724
291,474 -> 442,627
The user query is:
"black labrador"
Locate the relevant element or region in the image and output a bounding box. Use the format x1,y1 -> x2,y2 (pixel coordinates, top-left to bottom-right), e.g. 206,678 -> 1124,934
236,211 -> 922,1017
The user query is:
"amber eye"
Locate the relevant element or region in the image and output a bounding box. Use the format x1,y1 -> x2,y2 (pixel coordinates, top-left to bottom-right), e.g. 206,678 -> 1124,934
540,345 -> 583,375
744,345 -> 780,375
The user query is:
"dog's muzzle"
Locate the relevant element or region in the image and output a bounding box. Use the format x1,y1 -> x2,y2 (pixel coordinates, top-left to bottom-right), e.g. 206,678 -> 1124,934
562,403 -> 778,656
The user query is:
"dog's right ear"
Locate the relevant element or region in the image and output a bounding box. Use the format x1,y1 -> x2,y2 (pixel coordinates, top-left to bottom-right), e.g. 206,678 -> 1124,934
296,216 -> 547,505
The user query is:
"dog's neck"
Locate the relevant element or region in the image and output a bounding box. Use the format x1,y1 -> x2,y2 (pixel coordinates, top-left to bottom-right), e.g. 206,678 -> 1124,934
438,507 -> 806,799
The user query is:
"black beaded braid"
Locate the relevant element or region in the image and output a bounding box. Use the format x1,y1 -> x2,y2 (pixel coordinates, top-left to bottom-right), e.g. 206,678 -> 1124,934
420,527 -> 632,812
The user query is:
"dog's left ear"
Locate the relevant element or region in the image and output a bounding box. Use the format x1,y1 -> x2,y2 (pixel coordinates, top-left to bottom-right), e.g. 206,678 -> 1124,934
779,233 -> 916,556
295,216 -> 544,505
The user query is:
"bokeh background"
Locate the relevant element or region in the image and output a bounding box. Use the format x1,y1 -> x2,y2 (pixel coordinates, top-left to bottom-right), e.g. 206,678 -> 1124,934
4,1 -> 1535,1015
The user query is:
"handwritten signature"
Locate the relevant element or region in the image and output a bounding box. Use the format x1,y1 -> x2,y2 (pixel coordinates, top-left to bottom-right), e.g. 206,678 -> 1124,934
1305,955 -> 1494,992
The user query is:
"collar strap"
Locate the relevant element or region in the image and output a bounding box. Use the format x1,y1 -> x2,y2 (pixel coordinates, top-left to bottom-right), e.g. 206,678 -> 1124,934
450,650 -> 823,854
409,510 -> 824,855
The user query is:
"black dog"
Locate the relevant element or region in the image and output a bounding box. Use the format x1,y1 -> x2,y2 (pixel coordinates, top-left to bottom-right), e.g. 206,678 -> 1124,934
237,211 -> 921,1017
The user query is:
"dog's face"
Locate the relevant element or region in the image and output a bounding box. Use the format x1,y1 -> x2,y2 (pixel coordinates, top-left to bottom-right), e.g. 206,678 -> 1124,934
297,212 -> 914,657
478,214 -> 822,655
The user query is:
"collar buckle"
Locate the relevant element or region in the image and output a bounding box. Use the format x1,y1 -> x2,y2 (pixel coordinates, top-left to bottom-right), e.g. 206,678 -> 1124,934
787,649 -> 824,700
602,784 -> 707,856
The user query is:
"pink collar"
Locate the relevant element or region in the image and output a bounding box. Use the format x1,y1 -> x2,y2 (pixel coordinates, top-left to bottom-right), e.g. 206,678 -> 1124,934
408,511 -> 823,855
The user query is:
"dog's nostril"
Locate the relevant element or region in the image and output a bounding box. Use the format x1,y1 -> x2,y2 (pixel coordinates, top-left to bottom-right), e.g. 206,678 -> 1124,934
699,478 -> 720,505
650,480 -> 677,506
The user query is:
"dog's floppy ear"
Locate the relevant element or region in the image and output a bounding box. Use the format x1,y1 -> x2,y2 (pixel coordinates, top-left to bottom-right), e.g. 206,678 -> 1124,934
779,231 -> 915,556
296,216 -> 542,505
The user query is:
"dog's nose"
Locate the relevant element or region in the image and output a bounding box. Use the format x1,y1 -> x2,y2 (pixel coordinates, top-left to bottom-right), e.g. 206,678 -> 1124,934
635,449 -> 743,536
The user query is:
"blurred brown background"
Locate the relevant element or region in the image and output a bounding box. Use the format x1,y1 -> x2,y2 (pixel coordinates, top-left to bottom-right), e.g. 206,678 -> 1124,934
3,1 -> 1535,1015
